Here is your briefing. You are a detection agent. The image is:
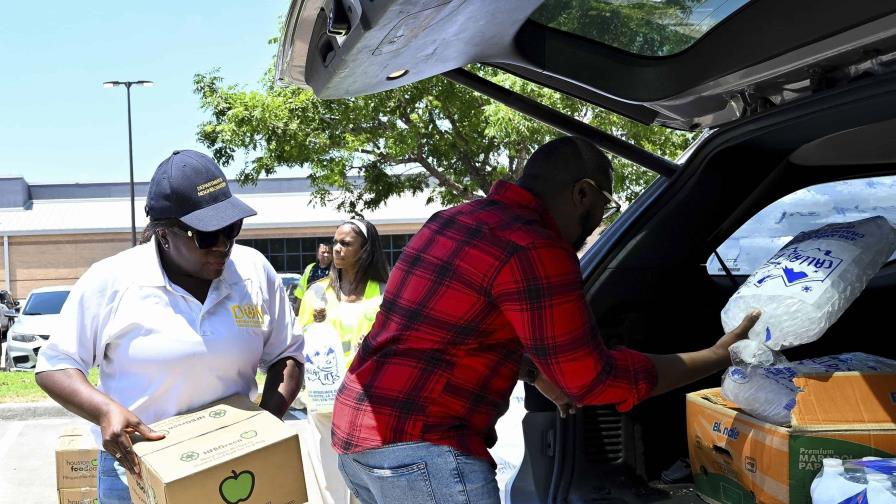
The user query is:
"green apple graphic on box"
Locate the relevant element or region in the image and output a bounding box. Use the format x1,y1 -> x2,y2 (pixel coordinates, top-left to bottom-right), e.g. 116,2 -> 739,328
219,470 -> 255,503
91,458 -> 98,467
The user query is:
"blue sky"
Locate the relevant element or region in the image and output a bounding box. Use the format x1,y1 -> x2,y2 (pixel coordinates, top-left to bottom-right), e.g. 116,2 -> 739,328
0,1 -> 291,184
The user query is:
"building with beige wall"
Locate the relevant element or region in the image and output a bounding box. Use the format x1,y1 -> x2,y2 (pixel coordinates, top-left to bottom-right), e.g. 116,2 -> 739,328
0,176 -> 444,300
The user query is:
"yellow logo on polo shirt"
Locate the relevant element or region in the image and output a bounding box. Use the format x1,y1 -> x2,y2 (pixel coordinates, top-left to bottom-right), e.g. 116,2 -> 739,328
196,177 -> 226,197
231,303 -> 265,329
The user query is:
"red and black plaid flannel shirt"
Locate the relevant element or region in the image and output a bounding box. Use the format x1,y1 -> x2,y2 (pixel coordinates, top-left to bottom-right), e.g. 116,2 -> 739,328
332,181 -> 657,463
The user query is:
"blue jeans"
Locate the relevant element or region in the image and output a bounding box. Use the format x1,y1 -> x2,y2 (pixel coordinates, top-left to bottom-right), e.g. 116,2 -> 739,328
97,450 -> 133,504
337,442 -> 500,504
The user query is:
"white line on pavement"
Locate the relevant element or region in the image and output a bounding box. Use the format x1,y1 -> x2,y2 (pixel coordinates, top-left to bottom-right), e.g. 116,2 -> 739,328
0,418 -> 70,458
0,422 -> 24,460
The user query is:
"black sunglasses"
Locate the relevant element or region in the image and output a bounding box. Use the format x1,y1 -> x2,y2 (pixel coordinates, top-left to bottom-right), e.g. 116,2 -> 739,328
168,220 -> 243,250
580,178 -> 622,220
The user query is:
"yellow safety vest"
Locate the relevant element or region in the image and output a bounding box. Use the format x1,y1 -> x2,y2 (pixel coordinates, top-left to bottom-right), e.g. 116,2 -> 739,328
296,278 -> 384,364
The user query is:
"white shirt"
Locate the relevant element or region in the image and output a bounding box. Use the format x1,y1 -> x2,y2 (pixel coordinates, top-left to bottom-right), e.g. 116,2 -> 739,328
36,239 -> 303,448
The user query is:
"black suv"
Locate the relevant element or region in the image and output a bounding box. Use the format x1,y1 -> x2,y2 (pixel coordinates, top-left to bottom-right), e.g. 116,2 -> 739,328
276,1 -> 896,501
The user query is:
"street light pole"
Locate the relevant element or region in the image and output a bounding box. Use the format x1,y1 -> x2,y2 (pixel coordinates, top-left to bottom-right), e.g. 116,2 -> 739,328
125,83 -> 136,247
103,80 -> 153,247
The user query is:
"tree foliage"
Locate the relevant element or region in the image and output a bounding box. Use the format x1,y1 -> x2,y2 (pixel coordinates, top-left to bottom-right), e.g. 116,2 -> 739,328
530,0 -> 710,56
194,41 -> 696,214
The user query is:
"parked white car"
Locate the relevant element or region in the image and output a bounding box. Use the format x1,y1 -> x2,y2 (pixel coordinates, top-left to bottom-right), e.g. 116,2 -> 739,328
278,273 -> 303,313
5,286 -> 71,370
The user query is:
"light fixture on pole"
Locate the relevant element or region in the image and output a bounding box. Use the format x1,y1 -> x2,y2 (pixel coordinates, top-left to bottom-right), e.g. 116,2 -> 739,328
103,80 -> 154,247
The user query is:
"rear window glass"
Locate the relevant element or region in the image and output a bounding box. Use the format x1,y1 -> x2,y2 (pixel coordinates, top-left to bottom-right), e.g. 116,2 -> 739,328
530,0 -> 751,57
708,176 -> 896,276
23,290 -> 70,315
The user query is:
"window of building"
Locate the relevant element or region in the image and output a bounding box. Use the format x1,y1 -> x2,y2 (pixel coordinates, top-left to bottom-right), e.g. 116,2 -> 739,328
382,234 -> 413,266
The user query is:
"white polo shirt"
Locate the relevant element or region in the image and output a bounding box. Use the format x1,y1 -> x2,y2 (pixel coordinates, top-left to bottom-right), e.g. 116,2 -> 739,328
36,240 -> 303,448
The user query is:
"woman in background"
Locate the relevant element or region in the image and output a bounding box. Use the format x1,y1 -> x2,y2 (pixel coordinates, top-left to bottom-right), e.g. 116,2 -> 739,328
297,218 -> 389,504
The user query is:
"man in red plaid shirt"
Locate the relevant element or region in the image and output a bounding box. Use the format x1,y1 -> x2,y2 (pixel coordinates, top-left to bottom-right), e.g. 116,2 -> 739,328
333,136 -> 760,503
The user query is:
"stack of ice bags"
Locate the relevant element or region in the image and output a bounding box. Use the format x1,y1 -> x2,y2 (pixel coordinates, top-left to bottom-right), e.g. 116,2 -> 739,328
718,216 -> 896,424
721,353 -> 896,426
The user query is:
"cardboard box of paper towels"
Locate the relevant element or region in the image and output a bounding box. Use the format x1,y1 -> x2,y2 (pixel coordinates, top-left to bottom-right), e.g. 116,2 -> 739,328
126,394 -> 307,504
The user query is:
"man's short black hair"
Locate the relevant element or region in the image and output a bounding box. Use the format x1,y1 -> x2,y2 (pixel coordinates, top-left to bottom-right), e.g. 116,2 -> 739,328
517,136 -> 613,198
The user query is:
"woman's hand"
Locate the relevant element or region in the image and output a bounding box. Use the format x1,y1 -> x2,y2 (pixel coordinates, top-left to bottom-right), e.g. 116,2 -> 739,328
98,402 -> 165,476
35,369 -> 166,477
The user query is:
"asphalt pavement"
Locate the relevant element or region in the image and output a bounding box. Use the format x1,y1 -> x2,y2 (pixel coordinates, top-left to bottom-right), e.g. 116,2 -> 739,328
0,341 -> 80,503
0,341 -> 315,503
0,416 -> 79,504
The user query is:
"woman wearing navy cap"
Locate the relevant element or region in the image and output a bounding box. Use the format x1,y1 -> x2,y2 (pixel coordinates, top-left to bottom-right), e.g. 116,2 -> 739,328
35,150 -> 304,504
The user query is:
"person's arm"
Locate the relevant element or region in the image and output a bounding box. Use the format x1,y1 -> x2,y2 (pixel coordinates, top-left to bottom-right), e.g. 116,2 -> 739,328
35,369 -> 164,475
647,310 -> 760,396
520,354 -> 577,418
493,242 -> 759,411
520,310 -> 761,414
259,357 -> 303,418
259,261 -> 306,418
34,264 -> 165,475
296,283 -> 323,326
493,243 -> 651,410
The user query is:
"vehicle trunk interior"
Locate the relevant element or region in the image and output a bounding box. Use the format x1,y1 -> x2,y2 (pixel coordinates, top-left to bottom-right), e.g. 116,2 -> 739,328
513,70 -> 896,503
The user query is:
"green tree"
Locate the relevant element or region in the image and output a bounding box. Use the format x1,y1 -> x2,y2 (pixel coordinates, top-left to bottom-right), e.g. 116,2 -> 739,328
530,0 -> 710,56
194,58 -> 695,215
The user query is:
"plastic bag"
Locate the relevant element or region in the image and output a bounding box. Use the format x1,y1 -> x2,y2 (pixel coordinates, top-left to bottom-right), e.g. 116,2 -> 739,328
301,316 -> 346,413
721,353 -> 896,425
722,216 -> 896,364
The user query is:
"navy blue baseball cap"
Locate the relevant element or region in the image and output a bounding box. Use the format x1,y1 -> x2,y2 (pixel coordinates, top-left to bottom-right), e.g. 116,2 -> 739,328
145,150 -> 256,231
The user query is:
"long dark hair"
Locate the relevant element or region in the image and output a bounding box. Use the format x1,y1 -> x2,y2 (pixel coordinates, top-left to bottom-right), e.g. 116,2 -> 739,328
330,219 -> 390,300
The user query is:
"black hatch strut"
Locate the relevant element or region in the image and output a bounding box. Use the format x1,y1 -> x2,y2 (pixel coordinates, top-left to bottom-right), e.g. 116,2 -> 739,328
712,250 -> 741,289
441,68 -> 679,178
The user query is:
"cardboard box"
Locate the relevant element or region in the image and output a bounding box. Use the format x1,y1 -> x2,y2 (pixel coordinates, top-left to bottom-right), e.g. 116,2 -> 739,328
55,427 -> 98,491
687,372 -> 896,504
127,394 -> 306,504
58,487 -> 98,504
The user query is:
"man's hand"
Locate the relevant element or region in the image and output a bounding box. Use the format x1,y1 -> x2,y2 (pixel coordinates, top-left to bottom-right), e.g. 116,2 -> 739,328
98,402 -> 165,476
532,373 -> 579,418
712,309 -> 762,359
313,307 -> 327,323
